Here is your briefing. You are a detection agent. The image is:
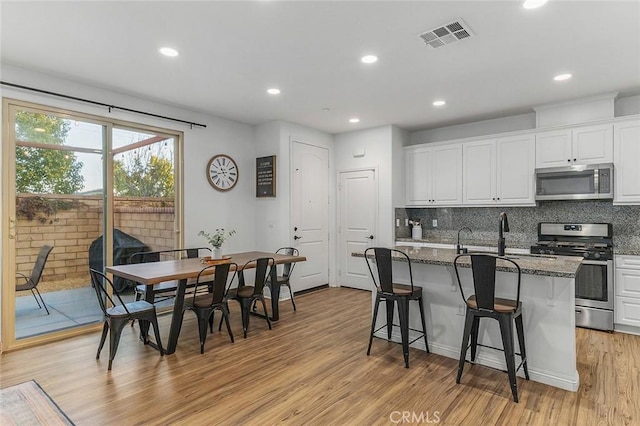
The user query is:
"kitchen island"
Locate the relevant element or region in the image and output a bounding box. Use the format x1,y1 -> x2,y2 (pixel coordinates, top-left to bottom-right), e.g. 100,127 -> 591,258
354,246 -> 583,391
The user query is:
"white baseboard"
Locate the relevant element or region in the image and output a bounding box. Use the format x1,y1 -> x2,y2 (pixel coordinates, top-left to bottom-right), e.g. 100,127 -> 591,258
614,323 -> 640,336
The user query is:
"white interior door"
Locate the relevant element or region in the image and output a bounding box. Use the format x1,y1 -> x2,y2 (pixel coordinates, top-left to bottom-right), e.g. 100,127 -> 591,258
338,169 -> 377,290
291,141 -> 329,291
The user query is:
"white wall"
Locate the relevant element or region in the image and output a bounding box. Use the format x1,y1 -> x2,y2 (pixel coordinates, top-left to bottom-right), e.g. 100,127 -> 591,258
391,125 -> 409,209
253,121 -> 285,251
334,125 -> 396,247
615,94 -> 640,117
410,113 -> 536,145
410,94 -> 640,145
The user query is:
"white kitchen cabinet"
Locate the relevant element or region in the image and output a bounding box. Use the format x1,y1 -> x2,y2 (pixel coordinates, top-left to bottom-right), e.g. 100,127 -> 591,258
535,124 -> 613,168
463,134 -> 535,206
613,119 -> 640,204
405,144 -> 462,206
405,147 -> 432,205
615,255 -> 640,329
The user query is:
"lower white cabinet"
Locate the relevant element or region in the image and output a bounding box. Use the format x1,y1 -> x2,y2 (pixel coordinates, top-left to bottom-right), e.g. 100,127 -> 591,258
615,255 -> 640,328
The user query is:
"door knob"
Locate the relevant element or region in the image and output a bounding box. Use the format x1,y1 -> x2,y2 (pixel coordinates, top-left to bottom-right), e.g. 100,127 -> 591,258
366,235 -> 374,240
294,235 -> 302,240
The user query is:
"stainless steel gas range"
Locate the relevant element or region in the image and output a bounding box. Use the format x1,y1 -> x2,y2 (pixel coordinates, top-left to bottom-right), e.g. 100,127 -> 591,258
531,223 -> 614,332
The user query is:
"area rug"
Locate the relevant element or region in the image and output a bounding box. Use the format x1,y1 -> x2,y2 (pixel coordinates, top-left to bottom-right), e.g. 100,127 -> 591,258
0,380 -> 74,425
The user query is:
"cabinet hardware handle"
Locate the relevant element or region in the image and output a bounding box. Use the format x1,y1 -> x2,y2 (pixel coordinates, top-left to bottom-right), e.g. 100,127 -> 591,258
294,235 -> 302,240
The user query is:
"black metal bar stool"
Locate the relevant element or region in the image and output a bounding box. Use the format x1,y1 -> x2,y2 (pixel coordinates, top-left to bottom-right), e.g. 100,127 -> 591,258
364,247 -> 429,368
453,254 -> 529,402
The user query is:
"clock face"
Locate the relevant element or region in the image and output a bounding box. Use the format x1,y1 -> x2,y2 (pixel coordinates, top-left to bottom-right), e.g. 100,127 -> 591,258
207,154 -> 238,191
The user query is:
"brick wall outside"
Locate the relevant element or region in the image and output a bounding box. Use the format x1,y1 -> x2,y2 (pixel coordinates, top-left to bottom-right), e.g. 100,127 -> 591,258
16,194 -> 175,282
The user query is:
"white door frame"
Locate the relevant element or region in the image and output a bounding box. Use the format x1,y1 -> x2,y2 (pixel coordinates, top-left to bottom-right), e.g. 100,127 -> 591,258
337,166 -> 378,289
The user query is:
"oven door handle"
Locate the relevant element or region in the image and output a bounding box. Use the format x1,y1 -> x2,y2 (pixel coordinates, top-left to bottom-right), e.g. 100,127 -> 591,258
581,260 -> 608,266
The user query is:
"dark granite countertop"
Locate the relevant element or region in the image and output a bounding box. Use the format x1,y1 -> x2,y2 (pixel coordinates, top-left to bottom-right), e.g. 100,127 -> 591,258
396,237 -> 640,257
354,246 -> 583,278
395,237 -> 535,250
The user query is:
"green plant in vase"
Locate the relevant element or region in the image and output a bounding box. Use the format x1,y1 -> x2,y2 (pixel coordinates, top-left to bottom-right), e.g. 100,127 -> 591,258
198,229 -> 236,258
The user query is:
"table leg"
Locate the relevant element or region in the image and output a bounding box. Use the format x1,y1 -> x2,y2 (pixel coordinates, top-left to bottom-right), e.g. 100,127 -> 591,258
165,278 -> 187,355
270,264 -> 280,321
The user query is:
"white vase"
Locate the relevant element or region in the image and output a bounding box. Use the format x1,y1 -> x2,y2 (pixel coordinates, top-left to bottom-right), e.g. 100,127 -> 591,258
212,247 -> 222,259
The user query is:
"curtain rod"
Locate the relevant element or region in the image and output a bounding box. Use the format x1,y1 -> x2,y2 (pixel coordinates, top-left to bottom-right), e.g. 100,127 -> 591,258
1,81 -> 207,129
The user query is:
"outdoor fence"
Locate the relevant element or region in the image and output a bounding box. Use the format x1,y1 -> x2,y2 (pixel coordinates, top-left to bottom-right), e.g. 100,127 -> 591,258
16,194 -> 175,282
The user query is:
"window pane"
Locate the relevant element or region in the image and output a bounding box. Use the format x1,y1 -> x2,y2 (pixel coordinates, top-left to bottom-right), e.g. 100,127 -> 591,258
113,128 -> 175,198
15,110 -> 103,151
15,147 -> 104,195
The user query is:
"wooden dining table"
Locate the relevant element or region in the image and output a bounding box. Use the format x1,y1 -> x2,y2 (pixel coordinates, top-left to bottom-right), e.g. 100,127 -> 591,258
105,250 -> 306,354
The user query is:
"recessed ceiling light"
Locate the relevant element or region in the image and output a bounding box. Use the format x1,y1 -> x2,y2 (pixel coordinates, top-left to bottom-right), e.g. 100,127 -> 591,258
361,55 -> 378,64
34,127 -> 46,132
349,118 -> 360,123
432,100 -> 446,107
523,0 -> 548,9
554,73 -> 572,81
267,88 -> 281,95
158,47 -> 179,57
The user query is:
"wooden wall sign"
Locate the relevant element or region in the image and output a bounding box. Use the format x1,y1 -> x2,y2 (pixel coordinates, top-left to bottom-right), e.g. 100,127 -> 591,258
256,155 -> 276,197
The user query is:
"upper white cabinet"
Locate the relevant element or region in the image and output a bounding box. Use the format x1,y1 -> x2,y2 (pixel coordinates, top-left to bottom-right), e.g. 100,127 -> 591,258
614,119 -> 640,204
405,144 -> 462,206
535,124 -> 613,168
463,134 -> 535,206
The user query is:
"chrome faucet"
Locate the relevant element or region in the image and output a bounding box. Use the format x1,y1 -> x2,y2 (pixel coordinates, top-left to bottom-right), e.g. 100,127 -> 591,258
456,227 -> 472,254
498,212 -> 510,256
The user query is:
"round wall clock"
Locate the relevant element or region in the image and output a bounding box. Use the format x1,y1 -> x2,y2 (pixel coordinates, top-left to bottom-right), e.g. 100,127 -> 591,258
206,154 -> 238,191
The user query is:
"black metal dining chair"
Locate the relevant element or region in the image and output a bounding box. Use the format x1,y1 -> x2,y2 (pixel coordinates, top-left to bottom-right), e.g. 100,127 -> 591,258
181,262 -> 237,354
225,257 -> 274,338
453,253 -> 529,403
89,268 -> 164,370
265,247 -> 299,311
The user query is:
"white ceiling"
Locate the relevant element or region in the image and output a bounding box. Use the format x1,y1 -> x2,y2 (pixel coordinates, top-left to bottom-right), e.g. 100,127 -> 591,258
2,1 -> 640,134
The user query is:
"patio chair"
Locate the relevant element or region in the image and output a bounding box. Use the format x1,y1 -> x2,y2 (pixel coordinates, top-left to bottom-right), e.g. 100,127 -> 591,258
16,245 -> 54,315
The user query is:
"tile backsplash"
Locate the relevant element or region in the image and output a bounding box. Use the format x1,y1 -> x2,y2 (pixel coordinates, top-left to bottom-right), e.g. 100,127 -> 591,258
395,200 -> 640,252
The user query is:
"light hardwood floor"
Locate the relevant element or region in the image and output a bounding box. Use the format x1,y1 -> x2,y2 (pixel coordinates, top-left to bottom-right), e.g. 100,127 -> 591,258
1,287 -> 638,425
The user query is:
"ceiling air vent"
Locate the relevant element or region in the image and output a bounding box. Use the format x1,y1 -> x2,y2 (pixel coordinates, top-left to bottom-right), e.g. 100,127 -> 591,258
419,19 -> 473,49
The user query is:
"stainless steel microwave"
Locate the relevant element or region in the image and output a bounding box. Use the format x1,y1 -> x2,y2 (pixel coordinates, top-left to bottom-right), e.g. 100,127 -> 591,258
535,163 -> 614,201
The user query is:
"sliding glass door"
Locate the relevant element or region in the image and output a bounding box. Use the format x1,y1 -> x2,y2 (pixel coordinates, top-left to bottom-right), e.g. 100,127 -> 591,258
2,100 -> 181,349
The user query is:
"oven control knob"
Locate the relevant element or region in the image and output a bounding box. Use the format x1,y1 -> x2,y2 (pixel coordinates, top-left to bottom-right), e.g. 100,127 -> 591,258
593,252 -> 601,259
583,252 -> 590,259
538,249 -> 545,254
549,250 -> 555,255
